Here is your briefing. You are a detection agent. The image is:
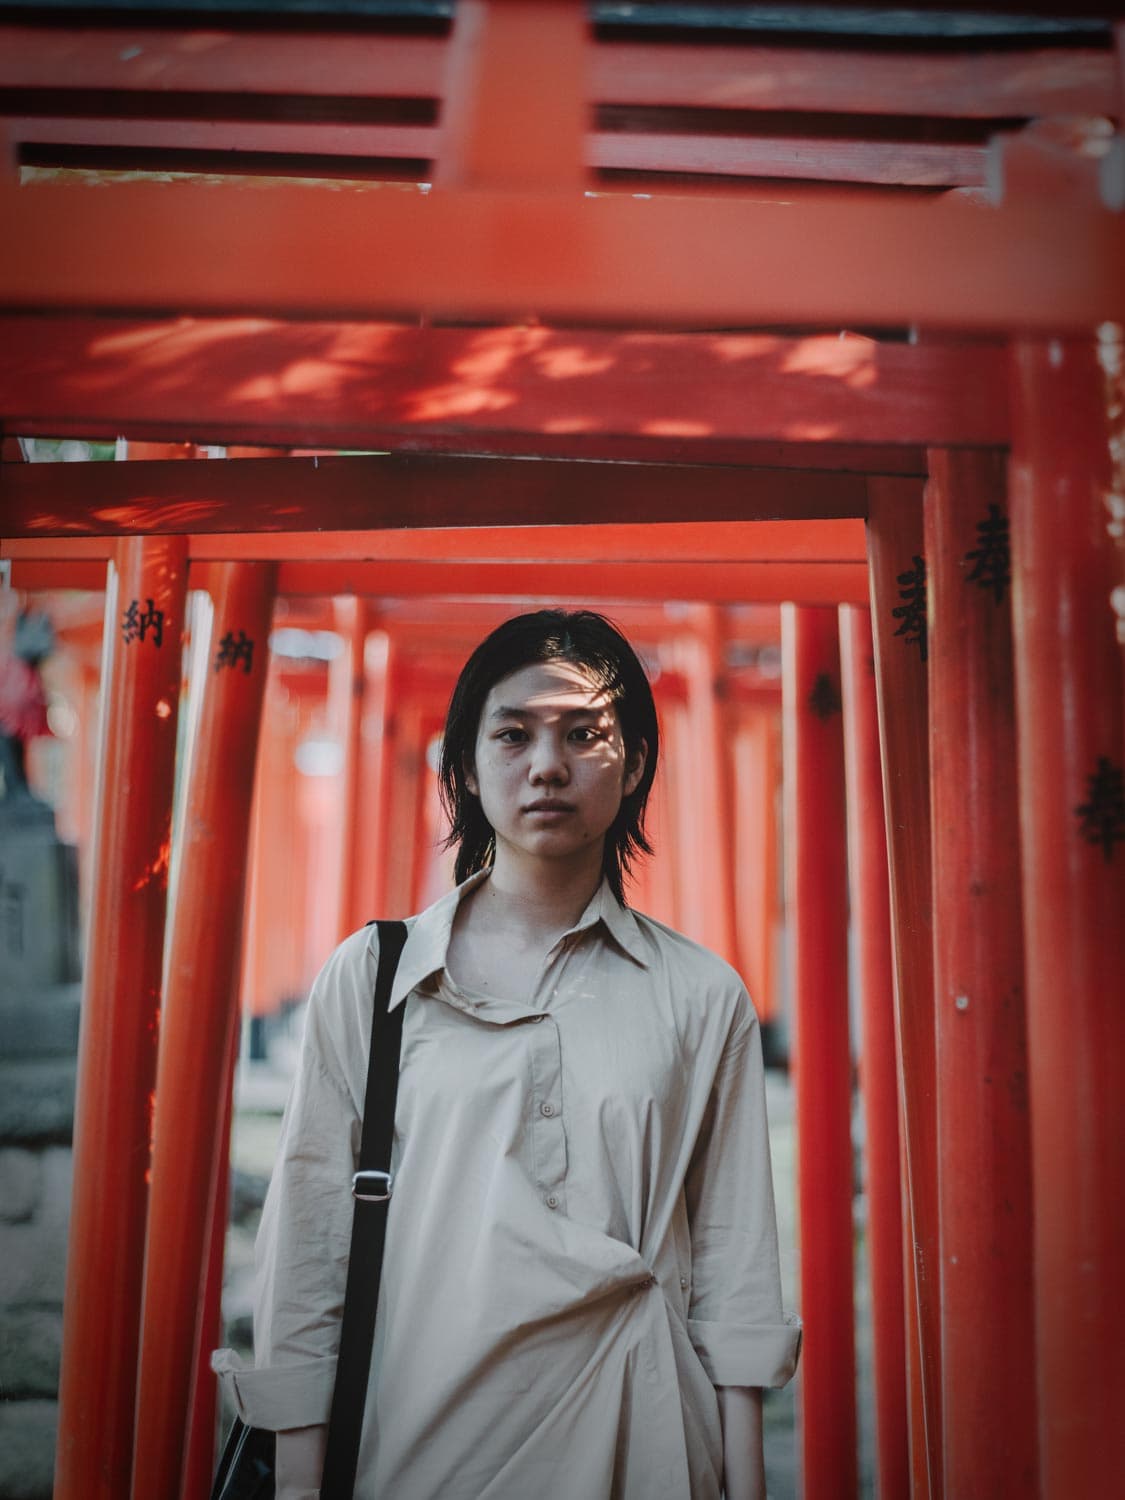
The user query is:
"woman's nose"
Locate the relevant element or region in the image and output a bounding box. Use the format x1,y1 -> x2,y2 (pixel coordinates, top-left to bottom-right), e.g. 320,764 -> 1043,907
528,735 -> 568,783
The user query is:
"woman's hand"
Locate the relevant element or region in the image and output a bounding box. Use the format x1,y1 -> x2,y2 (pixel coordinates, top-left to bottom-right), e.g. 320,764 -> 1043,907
717,1386 -> 766,1500
275,1424 -> 327,1500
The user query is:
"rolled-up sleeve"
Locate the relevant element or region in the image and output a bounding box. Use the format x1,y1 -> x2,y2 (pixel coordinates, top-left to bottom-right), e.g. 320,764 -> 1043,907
214,929 -> 373,1431
684,990 -> 802,1389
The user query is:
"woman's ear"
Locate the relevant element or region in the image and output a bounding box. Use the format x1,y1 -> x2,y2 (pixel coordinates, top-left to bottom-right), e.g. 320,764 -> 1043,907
623,739 -> 648,798
463,756 -> 479,797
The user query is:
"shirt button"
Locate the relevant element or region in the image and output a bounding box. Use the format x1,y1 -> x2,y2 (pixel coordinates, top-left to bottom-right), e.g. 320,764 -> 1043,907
532,1014 -> 546,1023
546,1194 -> 560,1209
680,1276 -> 689,1290
540,1101 -> 555,1117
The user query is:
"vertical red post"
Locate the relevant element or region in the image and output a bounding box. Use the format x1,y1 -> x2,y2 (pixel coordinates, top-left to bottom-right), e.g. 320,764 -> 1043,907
180,1046 -> 236,1500
55,537 -> 189,1500
839,604 -> 909,1500
131,561 -> 277,1500
866,478 -> 941,1500
672,609 -> 738,964
369,631 -> 403,919
1009,340 -> 1125,1500
781,604 -> 856,1500
440,0 -> 587,192
333,596 -> 371,938
731,702 -> 781,1023
925,449 -> 1038,1497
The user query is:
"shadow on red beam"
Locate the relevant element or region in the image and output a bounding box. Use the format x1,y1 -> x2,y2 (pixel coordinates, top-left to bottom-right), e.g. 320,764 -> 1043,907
0,316 -> 1004,450
2,178 -> 1118,330
1,519 -> 866,564
0,454 -> 867,537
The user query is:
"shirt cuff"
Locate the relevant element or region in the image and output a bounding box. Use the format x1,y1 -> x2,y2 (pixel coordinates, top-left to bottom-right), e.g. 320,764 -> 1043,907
211,1348 -> 338,1431
688,1312 -> 803,1388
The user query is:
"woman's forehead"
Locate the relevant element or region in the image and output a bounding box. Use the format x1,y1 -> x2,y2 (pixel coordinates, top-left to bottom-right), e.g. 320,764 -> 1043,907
483,660 -> 615,715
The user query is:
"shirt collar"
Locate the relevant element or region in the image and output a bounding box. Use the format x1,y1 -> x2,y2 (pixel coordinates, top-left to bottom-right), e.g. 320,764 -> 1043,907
387,869 -> 649,1010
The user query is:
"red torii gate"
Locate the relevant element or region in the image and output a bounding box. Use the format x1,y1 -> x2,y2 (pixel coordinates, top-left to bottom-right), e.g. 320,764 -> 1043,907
1,4 -> 1123,1500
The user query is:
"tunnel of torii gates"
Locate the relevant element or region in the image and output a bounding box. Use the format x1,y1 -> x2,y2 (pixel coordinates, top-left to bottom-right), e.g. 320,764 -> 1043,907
0,1 -> 1124,1498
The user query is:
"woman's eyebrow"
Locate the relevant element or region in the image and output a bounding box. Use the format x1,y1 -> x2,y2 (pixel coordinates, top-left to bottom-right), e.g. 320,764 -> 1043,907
488,702 -> 607,721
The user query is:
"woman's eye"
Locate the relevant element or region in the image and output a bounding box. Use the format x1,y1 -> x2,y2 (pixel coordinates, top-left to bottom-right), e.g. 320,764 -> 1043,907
570,726 -> 602,743
496,727 -> 527,743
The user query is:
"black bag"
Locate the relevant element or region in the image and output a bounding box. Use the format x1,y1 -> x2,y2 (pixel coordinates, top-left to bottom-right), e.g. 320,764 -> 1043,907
211,920 -> 409,1500
211,1420 -> 274,1500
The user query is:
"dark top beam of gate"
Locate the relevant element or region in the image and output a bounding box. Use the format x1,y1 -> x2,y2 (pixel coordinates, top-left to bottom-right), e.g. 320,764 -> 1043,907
0,453 -> 867,536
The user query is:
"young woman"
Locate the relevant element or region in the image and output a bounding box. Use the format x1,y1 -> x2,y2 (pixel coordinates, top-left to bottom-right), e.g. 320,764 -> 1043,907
216,609 -> 800,1499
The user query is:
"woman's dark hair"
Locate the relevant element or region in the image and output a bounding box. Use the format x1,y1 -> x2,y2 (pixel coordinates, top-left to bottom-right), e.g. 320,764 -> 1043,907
439,609 -> 659,903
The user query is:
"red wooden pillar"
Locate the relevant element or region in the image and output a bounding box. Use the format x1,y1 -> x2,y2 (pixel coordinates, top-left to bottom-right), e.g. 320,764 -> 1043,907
839,604 -> 909,1500
781,604 -> 856,1500
332,595 -> 371,939
866,478 -> 941,1500
731,702 -> 781,1023
925,449 -> 1038,1497
131,562 -> 277,1500
1009,340 -> 1125,1500
55,536 -> 189,1500
369,631 -> 404,918
671,609 -> 738,963
180,1047 -> 236,1500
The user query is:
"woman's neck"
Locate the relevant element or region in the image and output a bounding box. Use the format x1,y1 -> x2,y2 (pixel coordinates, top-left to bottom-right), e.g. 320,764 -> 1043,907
479,846 -> 605,942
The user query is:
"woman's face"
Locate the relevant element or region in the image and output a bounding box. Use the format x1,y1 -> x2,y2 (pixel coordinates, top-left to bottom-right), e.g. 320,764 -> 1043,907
466,659 -> 646,870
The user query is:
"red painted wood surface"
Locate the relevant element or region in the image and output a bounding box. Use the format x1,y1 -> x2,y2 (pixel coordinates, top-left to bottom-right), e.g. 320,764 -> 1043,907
181,1052 -> 236,1500
839,603 -> 909,1500
0,555 -> 866,611
2,176 -> 1121,330
0,451 -> 873,537
924,449 -> 1037,1497
866,478 -> 941,1499
131,562 -> 277,1500
54,536 -> 189,1500
1008,340 -> 1125,1500
332,596 -> 373,943
730,702 -> 781,1024
0,317 -> 1008,453
439,0 -> 586,191
670,607 -> 738,962
4,518 -> 866,565
233,558 -> 871,605
782,604 -> 856,1500
10,114 -> 990,190
1,24 -> 1112,119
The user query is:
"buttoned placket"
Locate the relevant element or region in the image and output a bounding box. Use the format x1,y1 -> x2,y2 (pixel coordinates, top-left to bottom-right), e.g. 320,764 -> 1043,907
525,938 -> 571,1214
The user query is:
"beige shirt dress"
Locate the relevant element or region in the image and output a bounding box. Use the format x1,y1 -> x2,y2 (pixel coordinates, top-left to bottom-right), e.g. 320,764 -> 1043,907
214,872 -> 801,1499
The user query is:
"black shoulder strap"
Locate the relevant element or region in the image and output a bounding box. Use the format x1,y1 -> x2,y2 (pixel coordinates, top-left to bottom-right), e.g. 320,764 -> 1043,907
320,918 -> 409,1500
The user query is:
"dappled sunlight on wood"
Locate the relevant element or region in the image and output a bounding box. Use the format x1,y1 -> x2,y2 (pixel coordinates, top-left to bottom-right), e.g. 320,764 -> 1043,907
0,314 -> 1009,450
781,335 -> 878,388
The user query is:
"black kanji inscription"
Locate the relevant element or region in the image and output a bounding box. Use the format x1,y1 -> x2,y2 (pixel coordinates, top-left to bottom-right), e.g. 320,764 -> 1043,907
1074,756 -> 1125,863
964,503 -> 1011,605
214,630 -> 255,675
121,598 -> 164,647
892,554 -> 928,663
808,672 -> 842,720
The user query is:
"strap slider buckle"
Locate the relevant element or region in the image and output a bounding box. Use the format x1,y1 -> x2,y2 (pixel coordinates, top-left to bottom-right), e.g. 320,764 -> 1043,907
352,1169 -> 393,1203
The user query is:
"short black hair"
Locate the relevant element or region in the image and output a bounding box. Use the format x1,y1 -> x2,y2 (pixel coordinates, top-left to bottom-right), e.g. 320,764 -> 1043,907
439,609 -> 659,903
